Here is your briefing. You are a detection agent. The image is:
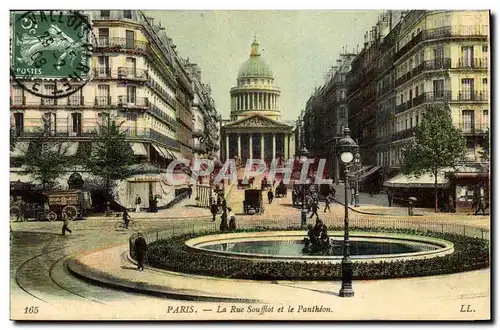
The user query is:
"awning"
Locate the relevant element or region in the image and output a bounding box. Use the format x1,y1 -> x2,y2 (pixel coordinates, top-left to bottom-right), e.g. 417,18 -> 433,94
10,142 -> 29,157
61,142 -> 79,156
359,165 -> 381,179
169,150 -> 185,160
131,143 -> 148,156
384,172 -> 449,188
159,146 -> 174,160
151,144 -> 167,158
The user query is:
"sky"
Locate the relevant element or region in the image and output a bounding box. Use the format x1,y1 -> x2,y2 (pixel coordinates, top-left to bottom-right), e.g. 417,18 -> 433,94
147,10 -> 384,121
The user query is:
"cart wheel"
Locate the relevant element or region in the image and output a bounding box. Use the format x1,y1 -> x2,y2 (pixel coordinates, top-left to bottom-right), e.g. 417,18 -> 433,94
47,212 -> 58,222
115,221 -> 124,231
62,206 -> 78,221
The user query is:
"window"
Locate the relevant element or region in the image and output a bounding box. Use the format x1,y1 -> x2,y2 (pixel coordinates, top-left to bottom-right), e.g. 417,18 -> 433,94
98,113 -> 110,128
123,10 -> 132,19
482,110 -> 489,129
97,85 -> 110,105
69,88 -> 82,106
461,110 -> 474,133
127,85 -> 136,103
14,113 -> 24,136
482,45 -> 488,53
98,28 -> 109,46
126,57 -> 136,76
43,85 -> 56,105
410,115 -> 413,128
97,56 -> 109,76
125,30 -> 135,49
127,113 -> 138,137
433,46 -> 444,59
461,46 -> 474,67
71,113 -> 82,135
461,79 -> 474,100
415,85 -> 419,96
12,85 -> 23,104
416,114 -> 419,126
43,112 -> 56,135
433,79 -> 445,98
100,10 -> 110,18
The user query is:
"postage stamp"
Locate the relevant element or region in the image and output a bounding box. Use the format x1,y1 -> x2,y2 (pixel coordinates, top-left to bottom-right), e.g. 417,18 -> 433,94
10,10 -> 94,98
8,9 -> 491,322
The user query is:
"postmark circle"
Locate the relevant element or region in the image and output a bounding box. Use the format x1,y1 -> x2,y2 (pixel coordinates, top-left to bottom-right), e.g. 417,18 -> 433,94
10,10 -> 96,99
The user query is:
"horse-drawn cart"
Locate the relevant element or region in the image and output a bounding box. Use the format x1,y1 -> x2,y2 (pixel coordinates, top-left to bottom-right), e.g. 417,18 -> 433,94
44,190 -> 91,221
242,189 -> 264,215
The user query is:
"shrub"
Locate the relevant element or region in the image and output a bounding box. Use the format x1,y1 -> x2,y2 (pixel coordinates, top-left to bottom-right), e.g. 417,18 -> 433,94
144,227 -> 489,281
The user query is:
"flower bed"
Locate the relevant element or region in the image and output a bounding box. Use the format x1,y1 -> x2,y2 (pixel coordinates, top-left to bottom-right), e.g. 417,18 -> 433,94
145,227 -> 489,281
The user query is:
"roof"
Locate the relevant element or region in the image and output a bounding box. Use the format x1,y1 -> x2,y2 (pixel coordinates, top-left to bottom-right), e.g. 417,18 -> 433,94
383,171 -> 449,188
237,39 -> 273,79
223,113 -> 293,129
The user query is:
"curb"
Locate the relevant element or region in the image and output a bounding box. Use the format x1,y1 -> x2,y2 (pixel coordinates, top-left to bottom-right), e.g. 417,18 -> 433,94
66,247 -> 256,303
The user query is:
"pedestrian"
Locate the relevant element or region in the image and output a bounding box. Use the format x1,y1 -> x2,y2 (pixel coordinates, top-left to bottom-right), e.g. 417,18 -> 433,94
228,207 -> 237,230
474,197 -> 486,215
221,198 -> 227,212
134,194 -> 142,213
331,186 -> 336,200
134,232 -> 147,271
210,202 -> 218,222
448,196 -> 455,213
310,200 -> 319,219
61,217 -> 72,236
122,210 -> 131,229
220,209 -> 229,232
408,200 -> 414,217
187,184 -> 193,199
350,187 -> 355,206
386,188 -> 393,207
324,194 -> 331,212
153,196 -> 159,213
267,189 -> 274,204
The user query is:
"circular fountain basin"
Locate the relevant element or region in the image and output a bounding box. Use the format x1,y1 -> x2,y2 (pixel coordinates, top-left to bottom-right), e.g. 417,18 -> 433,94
185,231 -> 454,263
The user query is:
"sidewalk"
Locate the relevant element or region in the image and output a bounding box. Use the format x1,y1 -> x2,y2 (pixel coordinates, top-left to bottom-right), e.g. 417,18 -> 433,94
67,244 -> 490,320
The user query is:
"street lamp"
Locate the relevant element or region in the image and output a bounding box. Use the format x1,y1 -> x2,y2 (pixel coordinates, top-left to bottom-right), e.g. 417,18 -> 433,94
298,146 -> 310,229
354,151 -> 361,208
336,126 -> 358,298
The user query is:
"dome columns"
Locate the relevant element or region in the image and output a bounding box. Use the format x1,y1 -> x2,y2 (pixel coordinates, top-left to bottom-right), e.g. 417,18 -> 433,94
230,90 -> 280,112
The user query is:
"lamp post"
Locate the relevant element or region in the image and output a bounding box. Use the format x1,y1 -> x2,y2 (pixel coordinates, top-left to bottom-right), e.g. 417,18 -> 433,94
298,146 -> 310,229
354,151 -> 361,207
336,127 -> 358,298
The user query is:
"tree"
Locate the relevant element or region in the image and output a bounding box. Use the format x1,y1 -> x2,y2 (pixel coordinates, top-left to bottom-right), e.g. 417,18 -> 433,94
401,104 -> 467,212
86,121 -> 136,196
24,121 -> 71,190
478,127 -> 490,164
10,127 -> 17,152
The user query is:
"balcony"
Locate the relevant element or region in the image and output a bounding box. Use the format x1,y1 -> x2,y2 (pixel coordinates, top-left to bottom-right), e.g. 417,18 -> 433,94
146,79 -> 176,107
96,37 -> 148,52
67,96 -> 85,107
126,128 -> 180,149
395,58 -> 451,87
392,127 -> 417,142
147,104 -> 177,129
395,25 -> 488,60
118,67 -> 148,80
423,91 -> 452,103
457,58 -> 488,69
41,98 -> 57,106
95,96 -> 112,107
457,90 -> 489,102
118,96 -> 148,109
460,124 -> 489,135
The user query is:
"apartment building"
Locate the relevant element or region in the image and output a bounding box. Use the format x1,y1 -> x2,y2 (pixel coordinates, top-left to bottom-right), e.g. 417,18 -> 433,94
391,10 -> 489,168
10,10 -> 221,208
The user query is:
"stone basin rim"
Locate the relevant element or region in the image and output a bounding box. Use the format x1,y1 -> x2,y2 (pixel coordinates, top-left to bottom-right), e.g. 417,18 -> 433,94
184,231 -> 455,263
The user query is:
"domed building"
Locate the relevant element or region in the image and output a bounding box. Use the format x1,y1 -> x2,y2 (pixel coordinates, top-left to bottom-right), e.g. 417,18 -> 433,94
221,38 -> 295,164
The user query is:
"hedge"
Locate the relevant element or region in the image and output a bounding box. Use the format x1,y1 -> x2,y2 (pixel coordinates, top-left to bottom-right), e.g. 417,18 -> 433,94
144,227 -> 489,281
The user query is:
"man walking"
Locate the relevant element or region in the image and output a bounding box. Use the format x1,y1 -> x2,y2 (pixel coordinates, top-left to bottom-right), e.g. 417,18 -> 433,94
187,184 -> 193,199
210,201 -> 218,222
310,200 -> 319,219
474,196 -> 487,215
267,189 -> 274,204
350,187 -> 356,206
134,194 -> 142,213
134,232 -> 147,271
61,218 -> 72,236
324,194 -> 331,213
386,188 -> 393,207
122,210 -> 131,229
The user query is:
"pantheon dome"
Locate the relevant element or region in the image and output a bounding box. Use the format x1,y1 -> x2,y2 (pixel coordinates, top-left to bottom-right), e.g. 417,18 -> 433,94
230,38 -> 281,121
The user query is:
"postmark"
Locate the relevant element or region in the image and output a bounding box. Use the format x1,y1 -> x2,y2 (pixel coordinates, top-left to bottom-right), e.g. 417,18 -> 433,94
10,10 -> 95,98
